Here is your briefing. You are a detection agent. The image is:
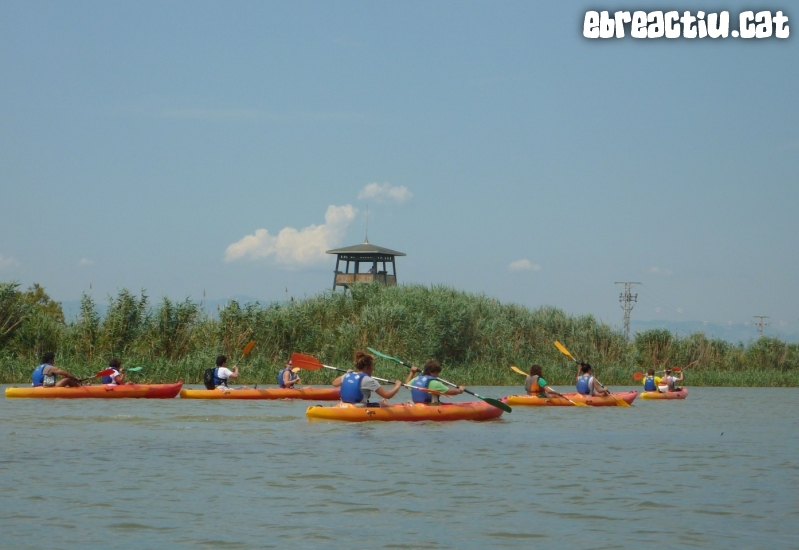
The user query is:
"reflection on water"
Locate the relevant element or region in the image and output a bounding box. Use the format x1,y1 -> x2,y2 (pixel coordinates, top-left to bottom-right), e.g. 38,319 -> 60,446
1,386 -> 797,548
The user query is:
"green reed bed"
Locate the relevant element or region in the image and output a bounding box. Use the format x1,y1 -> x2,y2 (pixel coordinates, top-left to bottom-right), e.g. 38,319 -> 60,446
1,281 -> 797,386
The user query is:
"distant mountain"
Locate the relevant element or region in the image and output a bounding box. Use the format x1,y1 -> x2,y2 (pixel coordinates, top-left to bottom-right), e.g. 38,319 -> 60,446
630,320 -> 799,344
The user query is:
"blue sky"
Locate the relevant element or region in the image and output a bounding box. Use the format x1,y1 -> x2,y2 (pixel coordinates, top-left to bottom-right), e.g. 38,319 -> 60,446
1,1 -> 796,334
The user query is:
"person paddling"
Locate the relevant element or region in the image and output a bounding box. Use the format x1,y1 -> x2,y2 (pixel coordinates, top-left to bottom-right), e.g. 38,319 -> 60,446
101,358 -> 127,385
575,363 -> 610,397
31,352 -> 79,388
332,351 -> 401,407
406,360 -> 464,405
277,360 -> 301,388
211,355 -> 241,390
524,364 -> 559,398
642,368 -> 661,392
659,367 -> 683,393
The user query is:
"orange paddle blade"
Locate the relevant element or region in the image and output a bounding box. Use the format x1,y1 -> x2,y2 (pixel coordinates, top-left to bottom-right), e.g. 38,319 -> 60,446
95,368 -> 115,378
241,341 -> 256,358
290,352 -> 323,371
554,341 -> 576,362
633,372 -> 644,380
671,367 -> 682,373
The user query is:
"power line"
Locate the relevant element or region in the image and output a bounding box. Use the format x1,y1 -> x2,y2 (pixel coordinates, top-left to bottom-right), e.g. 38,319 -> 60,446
753,316 -> 770,337
615,282 -> 641,343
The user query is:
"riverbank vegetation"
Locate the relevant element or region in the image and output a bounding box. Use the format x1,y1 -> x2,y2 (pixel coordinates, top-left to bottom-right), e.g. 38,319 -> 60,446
1,281 -> 797,386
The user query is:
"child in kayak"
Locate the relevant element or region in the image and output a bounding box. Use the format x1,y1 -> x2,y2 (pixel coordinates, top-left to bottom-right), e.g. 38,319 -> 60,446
642,369 -> 662,392
524,364 -> 559,398
659,367 -> 683,392
31,352 -> 79,388
406,360 -> 464,405
101,358 -> 127,385
576,363 -> 610,397
332,350 -> 401,407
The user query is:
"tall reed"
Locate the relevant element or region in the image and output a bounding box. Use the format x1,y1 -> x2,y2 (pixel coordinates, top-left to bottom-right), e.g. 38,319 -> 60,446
0,281 -> 797,386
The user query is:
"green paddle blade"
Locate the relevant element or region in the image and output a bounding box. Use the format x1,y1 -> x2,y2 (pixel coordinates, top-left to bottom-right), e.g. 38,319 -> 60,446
482,397 -> 512,413
367,347 -> 403,364
126,367 -> 143,372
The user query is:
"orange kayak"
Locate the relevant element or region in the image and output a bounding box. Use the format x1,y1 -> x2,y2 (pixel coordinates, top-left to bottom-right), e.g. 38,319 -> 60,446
179,387 -> 340,400
306,400 -> 506,422
640,388 -> 688,400
507,391 -> 638,407
5,382 -> 183,399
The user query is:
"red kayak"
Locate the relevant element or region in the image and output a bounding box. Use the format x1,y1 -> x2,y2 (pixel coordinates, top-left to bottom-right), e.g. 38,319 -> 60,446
5,382 -> 183,399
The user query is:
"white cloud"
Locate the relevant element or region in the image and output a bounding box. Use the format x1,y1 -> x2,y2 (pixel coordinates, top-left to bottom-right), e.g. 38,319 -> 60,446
508,259 -> 541,272
78,258 -> 93,267
358,182 -> 412,204
0,255 -> 20,270
225,205 -> 357,268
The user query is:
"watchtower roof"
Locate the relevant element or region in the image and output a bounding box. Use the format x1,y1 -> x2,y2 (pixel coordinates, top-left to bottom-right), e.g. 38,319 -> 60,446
326,241 -> 405,256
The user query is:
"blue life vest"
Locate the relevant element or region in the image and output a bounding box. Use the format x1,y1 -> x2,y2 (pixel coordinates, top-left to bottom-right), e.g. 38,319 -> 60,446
644,376 -> 657,391
410,375 -> 435,404
32,363 -> 50,387
213,368 -> 228,387
576,374 -> 593,396
277,368 -> 297,388
340,371 -> 366,403
101,369 -> 120,384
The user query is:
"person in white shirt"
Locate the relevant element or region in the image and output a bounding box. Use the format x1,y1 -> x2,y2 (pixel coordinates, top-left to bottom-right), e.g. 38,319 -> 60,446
658,367 -> 683,393
102,358 -> 126,385
213,355 -> 240,389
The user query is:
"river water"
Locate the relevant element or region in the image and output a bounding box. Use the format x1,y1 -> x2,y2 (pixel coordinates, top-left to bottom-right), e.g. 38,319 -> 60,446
1,385 -> 797,549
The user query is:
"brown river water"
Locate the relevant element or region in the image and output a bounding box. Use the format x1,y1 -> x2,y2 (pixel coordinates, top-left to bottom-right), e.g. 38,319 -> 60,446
1,385 -> 797,549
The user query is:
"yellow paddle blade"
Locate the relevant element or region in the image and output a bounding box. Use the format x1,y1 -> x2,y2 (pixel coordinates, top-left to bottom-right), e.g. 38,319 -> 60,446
510,366 -> 528,377
241,341 -> 256,358
554,341 -> 576,362
610,393 -> 630,407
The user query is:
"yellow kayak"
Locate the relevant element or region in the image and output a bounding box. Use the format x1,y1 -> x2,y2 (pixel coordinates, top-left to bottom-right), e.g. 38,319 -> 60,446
506,391 -> 638,407
640,388 -> 688,400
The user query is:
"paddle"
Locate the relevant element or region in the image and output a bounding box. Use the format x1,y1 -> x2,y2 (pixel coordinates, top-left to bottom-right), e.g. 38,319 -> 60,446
124,367 -> 143,373
554,340 -> 629,407
633,360 -> 697,381
239,341 -> 256,362
78,368 -> 115,383
367,347 -> 512,413
290,353 -> 446,397
509,366 -> 587,406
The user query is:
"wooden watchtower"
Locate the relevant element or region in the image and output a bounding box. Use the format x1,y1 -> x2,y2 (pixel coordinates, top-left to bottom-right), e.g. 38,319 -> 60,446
326,239 -> 405,291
